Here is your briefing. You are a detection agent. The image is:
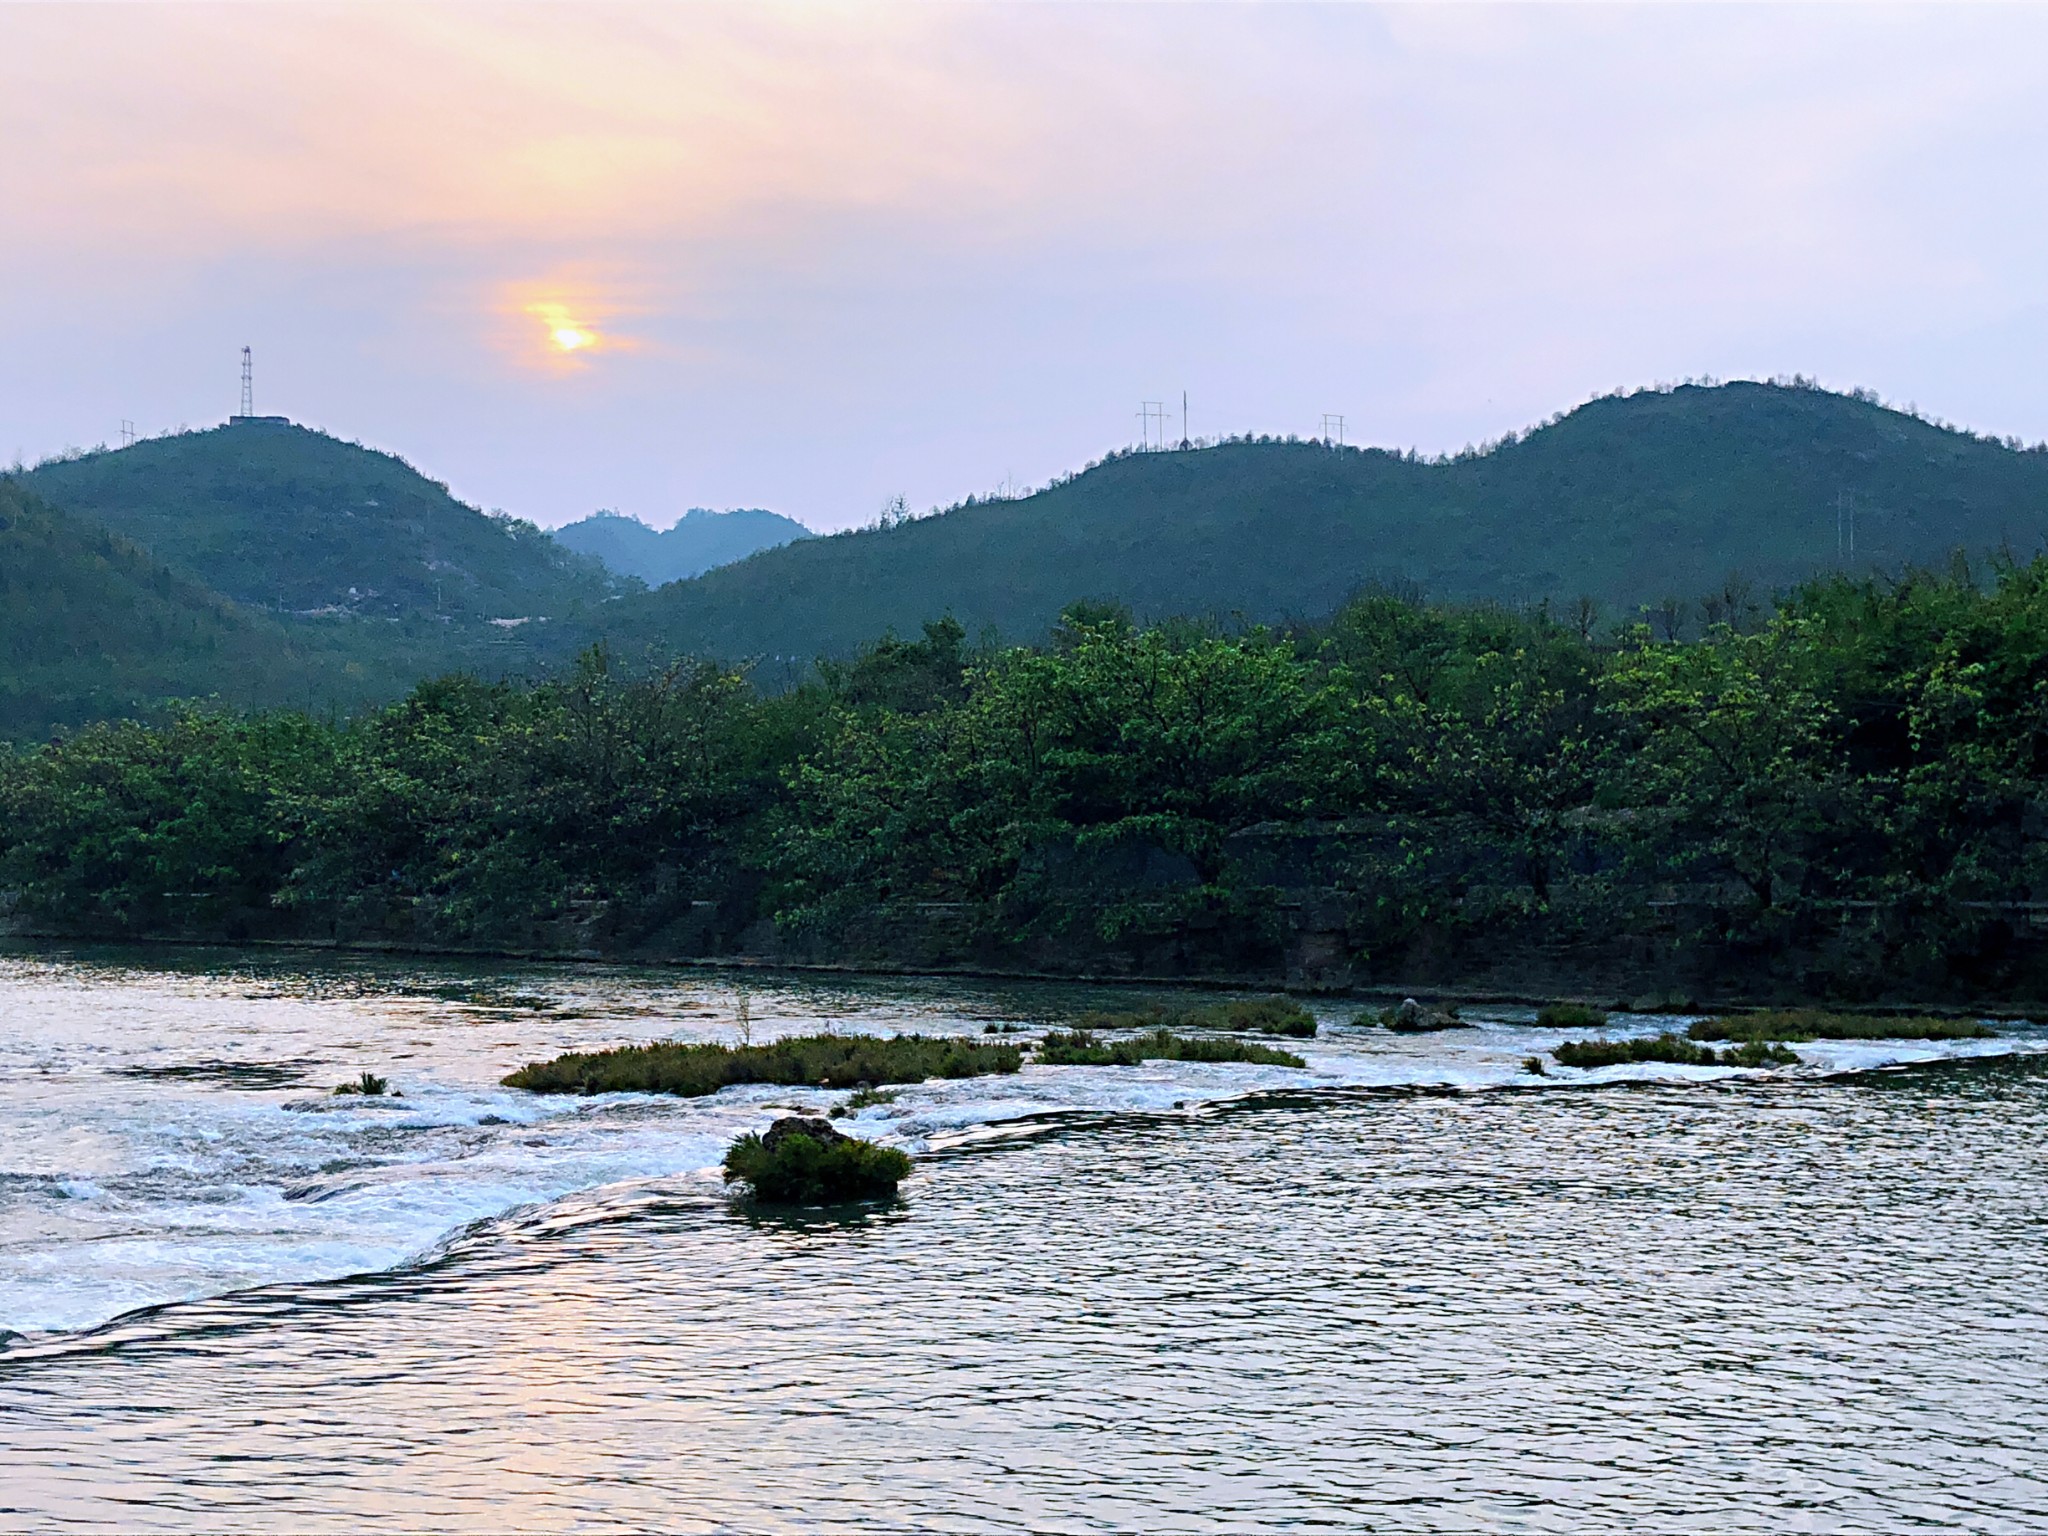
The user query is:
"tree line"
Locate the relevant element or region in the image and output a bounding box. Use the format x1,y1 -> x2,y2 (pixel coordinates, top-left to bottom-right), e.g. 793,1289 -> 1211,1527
6,560 -> 2048,993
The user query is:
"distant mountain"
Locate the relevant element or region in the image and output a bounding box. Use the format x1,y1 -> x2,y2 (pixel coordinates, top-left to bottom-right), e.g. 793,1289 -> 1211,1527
17,381 -> 2048,734
583,383 -> 2048,661
23,422 -> 619,620
553,507 -> 813,586
0,478 -> 403,738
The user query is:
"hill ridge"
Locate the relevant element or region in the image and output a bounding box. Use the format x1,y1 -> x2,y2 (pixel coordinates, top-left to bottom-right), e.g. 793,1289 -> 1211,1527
573,381 -> 2048,661
23,422 -> 618,621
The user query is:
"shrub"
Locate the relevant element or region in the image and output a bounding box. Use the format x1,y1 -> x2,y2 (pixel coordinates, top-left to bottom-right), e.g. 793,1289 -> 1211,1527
1075,996 -> 1317,1038
1536,1002 -> 1609,1030
1687,1010 -> 1995,1043
504,1033 -> 1022,1097
1036,1028 -> 1306,1068
723,1116 -> 911,1203
333,1072 -> 390,1096
1552,1034 -> 1802,1069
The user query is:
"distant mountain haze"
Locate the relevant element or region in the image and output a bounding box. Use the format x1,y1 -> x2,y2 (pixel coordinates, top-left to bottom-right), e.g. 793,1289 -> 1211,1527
22,422 -> 620,620
552,507 -> 814,586
584,383 -> 2048,661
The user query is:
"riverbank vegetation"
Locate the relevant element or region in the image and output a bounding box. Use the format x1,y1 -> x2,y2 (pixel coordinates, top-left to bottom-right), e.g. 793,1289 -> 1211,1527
504,1033 -> 1022,1096
14,557 -> 2048,998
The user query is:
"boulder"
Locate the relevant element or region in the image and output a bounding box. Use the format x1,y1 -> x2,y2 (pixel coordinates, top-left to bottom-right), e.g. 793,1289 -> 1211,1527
1386,997 -> 1472,1033
760,1115 -> 847,1152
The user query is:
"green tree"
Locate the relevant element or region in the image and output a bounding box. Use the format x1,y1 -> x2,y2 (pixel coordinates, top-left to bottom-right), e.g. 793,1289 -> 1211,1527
1602,619 -> 1839,910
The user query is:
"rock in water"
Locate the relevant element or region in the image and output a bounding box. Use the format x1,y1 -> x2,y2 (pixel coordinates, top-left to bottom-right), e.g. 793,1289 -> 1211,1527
760,1115 -> 847,1152
1386,997 -> 1472,1033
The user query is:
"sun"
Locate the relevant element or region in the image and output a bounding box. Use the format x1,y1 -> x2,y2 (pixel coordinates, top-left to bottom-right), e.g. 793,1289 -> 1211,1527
503,284 -> 643,372
526,300 -> 604,360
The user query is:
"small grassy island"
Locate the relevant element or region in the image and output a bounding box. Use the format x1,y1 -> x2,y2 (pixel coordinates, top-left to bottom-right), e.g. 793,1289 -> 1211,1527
503,1033 -> 1022,1096
1552,1034 -> 1800,1069
724,1116 -> 912,1204
1687,1010 -> 1996,1043
1073,997 -> 1318,1038
1548,1008 -> 1999,1071
1036,1028 -> 1307,1068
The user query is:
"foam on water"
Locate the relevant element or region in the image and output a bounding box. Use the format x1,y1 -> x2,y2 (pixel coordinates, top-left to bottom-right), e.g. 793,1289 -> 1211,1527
2,947 -> 2040,1341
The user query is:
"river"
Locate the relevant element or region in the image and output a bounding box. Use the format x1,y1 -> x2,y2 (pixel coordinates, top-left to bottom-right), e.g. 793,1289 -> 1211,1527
1,944 -> 2044,1531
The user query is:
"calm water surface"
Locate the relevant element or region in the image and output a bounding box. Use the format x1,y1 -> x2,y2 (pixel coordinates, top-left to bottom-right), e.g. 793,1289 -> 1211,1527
1,945 -> 2044,1532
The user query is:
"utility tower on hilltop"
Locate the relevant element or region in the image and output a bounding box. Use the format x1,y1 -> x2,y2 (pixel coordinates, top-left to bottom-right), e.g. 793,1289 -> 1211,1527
230,346 -> 291,428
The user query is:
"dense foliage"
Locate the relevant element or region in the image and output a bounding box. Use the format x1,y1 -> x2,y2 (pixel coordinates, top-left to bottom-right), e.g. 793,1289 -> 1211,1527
12,551 -> 2048,996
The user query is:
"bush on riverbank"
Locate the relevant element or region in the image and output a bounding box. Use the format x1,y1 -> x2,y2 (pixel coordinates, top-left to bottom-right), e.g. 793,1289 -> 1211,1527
1552,1034 -> 1799,1069
1036,1028 -> 1306,1068
504,1033 -> 1022,1096
1688,1010 -> 1995,1043
1075,997 -> 1317,1038
723,1116 -> 911,1203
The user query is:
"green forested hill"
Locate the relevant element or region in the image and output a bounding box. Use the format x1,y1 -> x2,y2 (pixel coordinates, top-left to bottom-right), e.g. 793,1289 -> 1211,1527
588,383 -> 2048,659
12,380 -> 2048,736
24,423 -> 617,619
0,478 -> 409,736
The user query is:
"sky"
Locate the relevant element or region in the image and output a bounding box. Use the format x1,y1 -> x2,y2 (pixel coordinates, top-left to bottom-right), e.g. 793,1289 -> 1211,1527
3,2 -> 2047,532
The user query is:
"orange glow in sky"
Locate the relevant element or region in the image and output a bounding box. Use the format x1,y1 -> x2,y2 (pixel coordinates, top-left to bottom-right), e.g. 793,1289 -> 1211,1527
512,296 -> 629,371
529,302 -> 600,354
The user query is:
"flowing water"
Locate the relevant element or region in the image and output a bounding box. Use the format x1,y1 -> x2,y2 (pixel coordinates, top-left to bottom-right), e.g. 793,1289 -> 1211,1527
1,944 -> 2045,1532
